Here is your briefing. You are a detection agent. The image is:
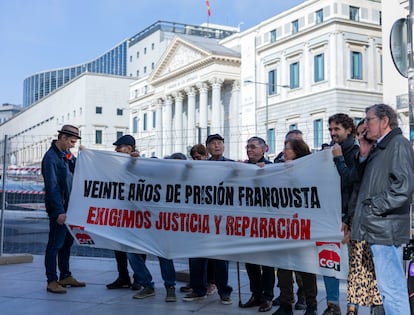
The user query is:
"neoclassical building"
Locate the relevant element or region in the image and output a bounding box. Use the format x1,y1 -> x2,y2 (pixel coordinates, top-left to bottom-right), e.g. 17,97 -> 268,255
129,35 -> 241,158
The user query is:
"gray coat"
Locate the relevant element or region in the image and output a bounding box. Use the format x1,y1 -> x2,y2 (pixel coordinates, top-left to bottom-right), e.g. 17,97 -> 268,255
351,128 -> 414,245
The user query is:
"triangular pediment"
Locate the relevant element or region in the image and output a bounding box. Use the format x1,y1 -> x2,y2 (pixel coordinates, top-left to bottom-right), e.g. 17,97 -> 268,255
151,37 -> 210,82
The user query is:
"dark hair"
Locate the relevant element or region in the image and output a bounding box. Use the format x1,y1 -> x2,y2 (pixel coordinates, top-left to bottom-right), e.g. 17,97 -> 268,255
247,136 -> 266,150
190,144 -> 208,158
366,103 -> 398,129
285,138 -> 311,160
166,152 -> 187,160
285,129 -> 302,140
328,113 -> 356,136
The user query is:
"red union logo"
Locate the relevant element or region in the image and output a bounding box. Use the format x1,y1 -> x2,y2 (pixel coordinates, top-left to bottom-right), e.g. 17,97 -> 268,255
316,242 -> 341,271
75,232 -> 95,245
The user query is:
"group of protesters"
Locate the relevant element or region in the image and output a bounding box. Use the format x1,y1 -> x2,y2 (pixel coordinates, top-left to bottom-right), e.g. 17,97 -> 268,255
41,103 -> 413,315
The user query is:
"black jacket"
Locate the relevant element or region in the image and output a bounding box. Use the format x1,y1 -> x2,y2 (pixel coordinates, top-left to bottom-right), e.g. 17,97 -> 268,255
351,128 -> 414,245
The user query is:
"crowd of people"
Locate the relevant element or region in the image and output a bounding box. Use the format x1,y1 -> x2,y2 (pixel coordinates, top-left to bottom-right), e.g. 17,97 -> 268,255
41,103 -> 413,315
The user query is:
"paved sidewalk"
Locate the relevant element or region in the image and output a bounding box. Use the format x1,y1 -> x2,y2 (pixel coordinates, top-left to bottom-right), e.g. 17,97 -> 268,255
0,255 -> 372,315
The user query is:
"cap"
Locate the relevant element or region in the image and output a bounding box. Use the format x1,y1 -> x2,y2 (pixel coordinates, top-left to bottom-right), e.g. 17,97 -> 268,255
113,135 -> 135,147
205,134 -> 224,146
58,125 -> 81,139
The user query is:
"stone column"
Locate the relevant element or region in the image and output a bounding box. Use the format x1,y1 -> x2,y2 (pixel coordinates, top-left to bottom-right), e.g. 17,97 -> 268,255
185,86 -> 197,147
197,82 -> 209,142
230,80 -> 241,160
210,77 -> 223,134
155,99 -> 163,157
163,95 -> 173,156
173,92 -> 184,153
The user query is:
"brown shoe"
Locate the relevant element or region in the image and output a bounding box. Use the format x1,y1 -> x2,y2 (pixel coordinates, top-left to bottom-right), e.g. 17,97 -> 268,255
47,281 -> 67,293
58,276 -> 86,287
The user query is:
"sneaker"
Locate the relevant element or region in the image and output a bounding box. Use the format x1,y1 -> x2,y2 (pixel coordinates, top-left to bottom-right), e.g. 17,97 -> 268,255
47,281 -> 67,294
304,306 -> 317,315
133,286 -> 155,299
106,278 -> 131,289
165,286 -> 176,302
58,276 -> 86,287
131,282 -> 142,291
182,292 -> 207,302
272,304 -> 293,315
220,294 -> 233,305
207,283 -> 217,295
346,304 -> 358,315
294,295 -> 306,310
180,285 -> 193,293
322,303 -> 341,315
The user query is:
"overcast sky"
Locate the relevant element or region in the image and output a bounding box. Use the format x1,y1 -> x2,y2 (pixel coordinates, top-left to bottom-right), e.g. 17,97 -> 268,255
0,0 -> 303,105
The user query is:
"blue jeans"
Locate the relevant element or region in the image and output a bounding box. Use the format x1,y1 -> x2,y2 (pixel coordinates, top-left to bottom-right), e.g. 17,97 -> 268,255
127,253 -> 176,288
323,276 -> 339,304
45,218 -> 73,282
189,258 -> 232,296
370,244 -> 409,315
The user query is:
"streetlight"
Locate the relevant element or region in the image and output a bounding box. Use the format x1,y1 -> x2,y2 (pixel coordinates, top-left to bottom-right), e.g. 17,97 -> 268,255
243,80 -> 289,147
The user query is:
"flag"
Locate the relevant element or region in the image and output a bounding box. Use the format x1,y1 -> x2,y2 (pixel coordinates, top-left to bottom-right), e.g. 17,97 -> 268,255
206,0 -> 211,16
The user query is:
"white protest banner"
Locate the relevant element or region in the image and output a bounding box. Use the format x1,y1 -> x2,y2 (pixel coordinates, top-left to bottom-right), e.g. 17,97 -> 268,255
66,149 -> 347,278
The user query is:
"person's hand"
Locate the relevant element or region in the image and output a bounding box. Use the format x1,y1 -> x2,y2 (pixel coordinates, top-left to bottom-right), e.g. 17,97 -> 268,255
341,223 -> 350,244
130,151 -> 140,157
56,213 -> 67,225
78,144 -> 86,151
332,143 -> 342,158
256,162 -> 265,168
359,137 -> 373,158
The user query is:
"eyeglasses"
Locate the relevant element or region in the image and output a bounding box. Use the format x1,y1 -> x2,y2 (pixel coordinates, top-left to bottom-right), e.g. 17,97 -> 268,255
245,144 -> 260,150
365,116 -> 378,123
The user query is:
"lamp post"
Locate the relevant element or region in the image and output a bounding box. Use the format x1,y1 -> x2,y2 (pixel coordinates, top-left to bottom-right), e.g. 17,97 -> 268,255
244,80 -> 289,145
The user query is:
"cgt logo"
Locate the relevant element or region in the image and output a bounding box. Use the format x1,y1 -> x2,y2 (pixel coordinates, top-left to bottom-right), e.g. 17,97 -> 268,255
68,225 -> 95,245
316,242 -> 341,271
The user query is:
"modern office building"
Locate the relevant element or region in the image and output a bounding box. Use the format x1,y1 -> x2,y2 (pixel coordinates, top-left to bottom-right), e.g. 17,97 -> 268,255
129,0 -> 383,160
22,21 -> 237,107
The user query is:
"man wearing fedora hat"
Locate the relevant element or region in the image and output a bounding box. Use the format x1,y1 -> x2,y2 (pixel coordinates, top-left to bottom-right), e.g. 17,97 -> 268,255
42,124 -> 85,293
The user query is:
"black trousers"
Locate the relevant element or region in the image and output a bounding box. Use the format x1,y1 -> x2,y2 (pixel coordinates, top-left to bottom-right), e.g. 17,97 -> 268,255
114,250 -> 129,279
245,263 -> 275,301
277,268 -> 317,307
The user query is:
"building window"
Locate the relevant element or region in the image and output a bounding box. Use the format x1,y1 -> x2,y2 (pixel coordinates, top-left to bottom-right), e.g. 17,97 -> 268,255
313,119 -> 323,148
151,62 -> 155,70
316,9 -> 324,24
132,117 -> 138,133
379,11 -> 382,26
96,106 -> 102,114
152,111 -> 156,128
144,47 -> 147,54
351,51 -> 362,80
268,128 -> 275,154
292,20 -> 299,34
350,6 -> 360,21
289,123 -> 297,131
314,53 -> 325,82
95,130 -> 102,144
144,66 -> 147,74
116,131 -> 123,140
137,51 -> 139,58
151,43 -> 155,50
143,113 -> 147,131
129,56 -> 132,62
117,108 -> 123,116
268,70 -> 277,95
137,70 -> 139,77
290,62 -> 300,89
270,29 -> 277,43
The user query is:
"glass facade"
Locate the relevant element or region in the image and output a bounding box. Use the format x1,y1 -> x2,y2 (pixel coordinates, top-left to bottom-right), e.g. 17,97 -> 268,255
23,41 -> 128,106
